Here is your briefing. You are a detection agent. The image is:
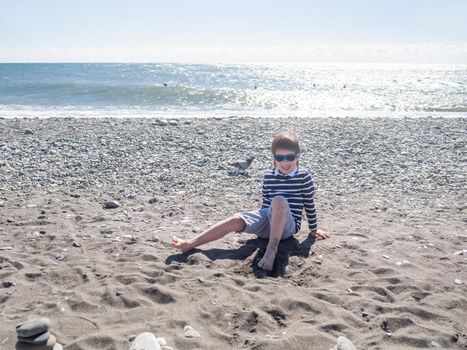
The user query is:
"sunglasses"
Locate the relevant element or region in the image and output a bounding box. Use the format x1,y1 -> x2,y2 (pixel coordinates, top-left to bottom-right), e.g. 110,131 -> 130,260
273,153 -> 298,162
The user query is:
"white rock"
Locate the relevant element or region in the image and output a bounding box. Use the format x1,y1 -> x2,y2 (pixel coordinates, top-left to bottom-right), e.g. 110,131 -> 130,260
431,340 -> 442,348
184,325 -> 201,338
156,338 -> 166,346
382,255 -> 390,259
454,279 -> 463,285
336,336 -> 357,350
129,332 -> 161,350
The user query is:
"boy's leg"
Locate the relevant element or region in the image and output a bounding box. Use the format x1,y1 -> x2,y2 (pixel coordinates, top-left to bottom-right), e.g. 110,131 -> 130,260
172,214 -> 246,252
258,196 -> 287,271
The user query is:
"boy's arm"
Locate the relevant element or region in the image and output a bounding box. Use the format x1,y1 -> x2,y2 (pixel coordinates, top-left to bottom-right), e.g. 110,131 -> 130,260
302,173 -> 318,233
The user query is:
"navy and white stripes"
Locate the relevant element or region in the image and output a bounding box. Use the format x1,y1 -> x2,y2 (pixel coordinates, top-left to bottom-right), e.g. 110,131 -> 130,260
261,167 -> 318,233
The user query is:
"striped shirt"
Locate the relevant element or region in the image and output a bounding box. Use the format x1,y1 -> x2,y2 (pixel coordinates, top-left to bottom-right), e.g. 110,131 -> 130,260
261,166 -> 318,234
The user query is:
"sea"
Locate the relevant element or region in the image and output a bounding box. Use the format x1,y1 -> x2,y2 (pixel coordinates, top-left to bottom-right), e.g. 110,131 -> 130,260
0,63 -> 466,118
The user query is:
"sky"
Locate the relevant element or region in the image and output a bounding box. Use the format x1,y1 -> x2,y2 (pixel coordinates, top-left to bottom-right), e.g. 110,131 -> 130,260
0,0 -> 466,63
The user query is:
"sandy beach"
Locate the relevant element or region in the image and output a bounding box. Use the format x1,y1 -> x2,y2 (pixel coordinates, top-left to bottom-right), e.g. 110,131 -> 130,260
0,116 -> 466,350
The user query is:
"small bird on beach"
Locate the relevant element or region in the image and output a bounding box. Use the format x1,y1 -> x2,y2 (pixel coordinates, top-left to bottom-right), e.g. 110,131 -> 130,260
228,156 -> 255,171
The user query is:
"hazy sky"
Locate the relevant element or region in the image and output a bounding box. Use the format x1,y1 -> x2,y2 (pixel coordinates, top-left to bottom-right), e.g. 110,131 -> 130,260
1,0 -> 466,62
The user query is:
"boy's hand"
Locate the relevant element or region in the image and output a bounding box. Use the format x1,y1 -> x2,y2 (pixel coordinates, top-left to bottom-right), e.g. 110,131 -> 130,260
309,229 -> 332,240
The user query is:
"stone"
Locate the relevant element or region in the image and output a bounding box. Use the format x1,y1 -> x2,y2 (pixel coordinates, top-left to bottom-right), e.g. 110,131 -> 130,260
336,336 -> 357,350
17,331 -> 50,345
103,201 -> 120,209
129,332 -> 161,350
184,325 -> 201,338
454,279 -> 463,285
72,241 -> 81,248
382,255 -> 390,259
147,197 -> 159,204
0,246 -> 13,250
431,340 -> 442,347
152,234 -> 161,242
16,318 -> 51,337
453,249 -> 467,256
55,254 -> 64,261
3,281 -> 15,288
15,335 -> 58,350
24,129 -> 34,135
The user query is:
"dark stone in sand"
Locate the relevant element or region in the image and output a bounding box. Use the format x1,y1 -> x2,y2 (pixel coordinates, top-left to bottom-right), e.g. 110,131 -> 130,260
24,129 -> 34,135
17,330 -> 50,345
103,201 -> 120,209
72,241 -> 81,247
16,318 -> 51,338
16,334 -> 57,349
3,281 -> 15,288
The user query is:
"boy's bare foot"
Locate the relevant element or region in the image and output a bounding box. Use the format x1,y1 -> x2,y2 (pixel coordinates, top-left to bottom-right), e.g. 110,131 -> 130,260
172,236 -> 195,253
258,248 -> 276,271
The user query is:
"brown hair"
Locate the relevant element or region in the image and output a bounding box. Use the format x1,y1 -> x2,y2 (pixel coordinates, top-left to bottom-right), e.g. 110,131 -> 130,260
271,130 -> 301,167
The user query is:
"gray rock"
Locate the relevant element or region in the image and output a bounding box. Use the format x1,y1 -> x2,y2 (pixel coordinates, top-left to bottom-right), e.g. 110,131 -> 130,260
147,197 -> 159,204
336,336 -> 357,350
184,325 -> 200,338
103,201 -> 120,209
129,332 -> 161,350
72,241 -> 81,248
24,129 -> 34,135
0,246 -> 13,250
16,336 -> 59,350
17,331 -> 50,345
3,281 -> 16,288
16,318 -> 51,337
431,340 -> 442,347
16,317 -> 50,337
453,249 -> 467,256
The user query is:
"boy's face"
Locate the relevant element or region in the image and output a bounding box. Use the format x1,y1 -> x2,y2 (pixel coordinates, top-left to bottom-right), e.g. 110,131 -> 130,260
274,148 -> 301,174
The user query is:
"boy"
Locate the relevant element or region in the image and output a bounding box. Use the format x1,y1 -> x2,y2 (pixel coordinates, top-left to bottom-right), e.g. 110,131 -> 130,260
172,130 -> 331,271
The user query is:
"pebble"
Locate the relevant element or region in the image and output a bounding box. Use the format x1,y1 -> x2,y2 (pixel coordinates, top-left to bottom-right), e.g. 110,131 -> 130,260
382,255 -> 390,259
116,290 -> 124,296
431,340 -> 442,347
103,201 -> 120,209
17,331 -> 50,345
0,246 -> 13,250
147,197 -> 159,204
453,249 -> 467,256
153,119 -> 168,126
72,241 -> 81,247
3,281 -> 16,288
24,129 -> 34,135
329,336 -> 357,350
55,254 -> 64,261
16,318 -> 50,337
336,336 -> 357,350
184,325 -> 201,338
152,234 -> 161,242
129,332 -> 161,350
454,279 -> 463,285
